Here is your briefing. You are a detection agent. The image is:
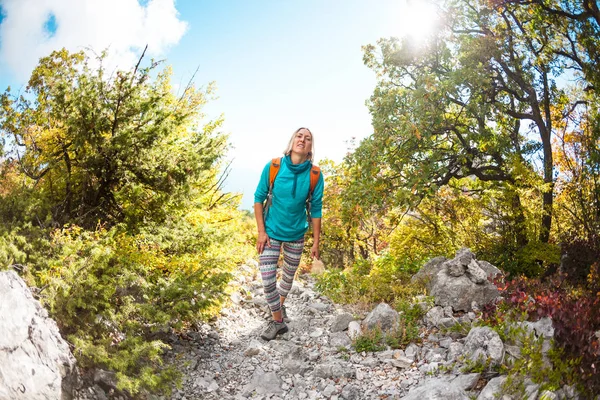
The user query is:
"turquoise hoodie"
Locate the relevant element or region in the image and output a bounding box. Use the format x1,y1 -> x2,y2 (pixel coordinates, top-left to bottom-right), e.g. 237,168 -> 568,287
254,156 -> 324,242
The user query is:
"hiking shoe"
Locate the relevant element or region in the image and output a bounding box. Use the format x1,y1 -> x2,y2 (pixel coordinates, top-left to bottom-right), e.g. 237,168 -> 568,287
260,320 -> 288,341
281,304 -> 291,323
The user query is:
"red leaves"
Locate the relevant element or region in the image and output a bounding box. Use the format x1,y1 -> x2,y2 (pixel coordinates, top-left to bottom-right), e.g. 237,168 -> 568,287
485,272 -> 600,393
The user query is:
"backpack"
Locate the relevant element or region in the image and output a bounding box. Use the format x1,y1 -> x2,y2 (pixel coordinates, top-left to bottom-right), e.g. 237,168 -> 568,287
263,157 -> 321,225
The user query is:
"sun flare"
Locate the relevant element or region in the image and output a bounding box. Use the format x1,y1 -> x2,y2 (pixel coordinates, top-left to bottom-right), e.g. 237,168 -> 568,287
396,1 -> 440,45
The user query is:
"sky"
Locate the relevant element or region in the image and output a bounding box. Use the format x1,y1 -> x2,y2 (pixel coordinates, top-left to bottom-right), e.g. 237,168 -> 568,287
0,0 -> 439,210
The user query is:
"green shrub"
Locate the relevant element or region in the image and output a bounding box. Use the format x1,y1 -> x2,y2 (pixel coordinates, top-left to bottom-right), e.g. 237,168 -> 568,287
36,217 -> 252,395
353,327 -> 386,352
314,254 -> 425,306
352,306 -> 422,353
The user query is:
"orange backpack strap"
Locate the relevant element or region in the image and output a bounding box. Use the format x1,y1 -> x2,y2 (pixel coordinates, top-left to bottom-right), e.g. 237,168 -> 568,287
309,165 -> 321,194
269,157 -> 281,189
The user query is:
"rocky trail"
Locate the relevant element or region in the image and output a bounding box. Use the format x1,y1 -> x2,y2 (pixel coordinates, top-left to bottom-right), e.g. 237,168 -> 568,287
157,254 -> 583,400
162,260 -> 435,400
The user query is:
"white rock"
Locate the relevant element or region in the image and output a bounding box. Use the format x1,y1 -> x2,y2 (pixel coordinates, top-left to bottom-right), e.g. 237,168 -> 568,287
0,271 -> 77,400
347,321 -> 361,339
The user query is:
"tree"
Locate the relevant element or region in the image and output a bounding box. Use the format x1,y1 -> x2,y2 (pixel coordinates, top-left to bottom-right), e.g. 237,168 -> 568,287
356,0 -> 595,252
0,48 -> 255,394
319,158 -> 395,268
0,48 -> 227,231
505,0 -> 600,240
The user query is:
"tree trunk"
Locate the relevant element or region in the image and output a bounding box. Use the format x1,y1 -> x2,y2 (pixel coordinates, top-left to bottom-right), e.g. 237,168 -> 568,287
539,70 -> 554,243
511,191 -> 528,248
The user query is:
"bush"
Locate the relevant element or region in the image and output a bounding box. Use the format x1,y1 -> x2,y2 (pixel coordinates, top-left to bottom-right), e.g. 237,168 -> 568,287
560,236 -> 600,283
352,318 -> 421,353
34,216 -> 252,395
314,253 -> 424,306
482,269 -> 600,398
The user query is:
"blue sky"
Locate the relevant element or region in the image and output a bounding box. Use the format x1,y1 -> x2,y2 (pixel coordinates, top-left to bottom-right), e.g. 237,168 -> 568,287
0,0 -> 439,210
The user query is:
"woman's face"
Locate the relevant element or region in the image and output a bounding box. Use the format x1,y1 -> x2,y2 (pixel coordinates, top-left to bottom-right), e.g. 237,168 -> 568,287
292,128 -> 312,158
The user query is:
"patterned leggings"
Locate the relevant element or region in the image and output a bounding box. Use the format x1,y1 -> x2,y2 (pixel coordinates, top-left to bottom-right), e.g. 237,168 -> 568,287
259,238 -> 304,313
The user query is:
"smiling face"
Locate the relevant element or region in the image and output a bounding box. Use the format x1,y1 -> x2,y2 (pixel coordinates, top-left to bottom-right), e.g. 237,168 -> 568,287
285,127 -> 314,162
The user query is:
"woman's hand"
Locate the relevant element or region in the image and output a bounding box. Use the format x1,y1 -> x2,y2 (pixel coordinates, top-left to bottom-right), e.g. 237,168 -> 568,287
311,242 -> 320,260
256,231 -> 271,254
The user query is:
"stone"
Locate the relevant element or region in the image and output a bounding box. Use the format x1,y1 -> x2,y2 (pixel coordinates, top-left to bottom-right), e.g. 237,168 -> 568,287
250,368 -> 283,395
385,356 -> 413,369
404,343 -> 419,361
93,369 -> 117,391
347,321 -> 361,339
329,332 -> 352,349
313,362 -> 355,379
309,328 -> 324,338
431,270 -> 499,312
283,358 -> 310,376
330,313 -> 355,332
520,317 -> 554,339
411,256 -> 447,289
402,377 -> 470,400
476,260 -> 503,280
463,326 -> 504,365
362,303 -> 400,332
477,376 -> 507,400
451,373 -> 481,391
340,384 -> 360,400
196,376 -> 218,392
455,248 -> 476,266
438,317 -> 459,329
323,384 -> 336,397
466,259 -> 487,284
424,348 -> 447,363
307,302 -> 330,312
425,306 -> 445,328
447,342 -> 465,362
417,249 -> 501,312
439,337 -> 453,348
446,258 -> 467,277
0,270 -> 77,400
243,339 -> 263,357
463,327 -> 504,366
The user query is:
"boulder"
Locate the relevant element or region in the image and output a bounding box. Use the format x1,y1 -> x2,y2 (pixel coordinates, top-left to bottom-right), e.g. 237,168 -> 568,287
0,270 -> 77,400
520,317 -> 554,339
410,256 -> 447,289
477,376 -> 507,400
424,249 -> 502,312
476,260 -> 503,281
402,377 -> 471,400
466,259 -> 487,283
431,271 -> 499,312
330,313 -> 355,332
451,373 -> 481,391
463,327 -> 505,366
361,303 -> 400,332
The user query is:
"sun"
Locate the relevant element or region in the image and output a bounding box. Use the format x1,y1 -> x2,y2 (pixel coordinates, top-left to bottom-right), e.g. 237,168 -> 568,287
395,0 -> 441,45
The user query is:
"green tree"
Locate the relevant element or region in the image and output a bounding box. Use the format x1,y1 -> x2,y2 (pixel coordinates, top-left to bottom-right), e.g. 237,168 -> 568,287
0,48 -> 226,231
356,0 -> 597,255
505,0 -> 600,244
0,48 -> 255,394
318,158 -> 399,268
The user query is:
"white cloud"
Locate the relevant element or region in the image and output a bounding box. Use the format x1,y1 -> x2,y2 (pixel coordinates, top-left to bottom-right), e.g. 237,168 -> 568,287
0,0 -> 188,80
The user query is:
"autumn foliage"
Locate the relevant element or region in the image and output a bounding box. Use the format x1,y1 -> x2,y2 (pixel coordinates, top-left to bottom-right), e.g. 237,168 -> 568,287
483,264 -> 600,396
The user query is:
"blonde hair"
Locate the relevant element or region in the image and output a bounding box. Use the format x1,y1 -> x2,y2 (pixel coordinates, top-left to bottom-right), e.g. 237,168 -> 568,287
284,127 -> 314,162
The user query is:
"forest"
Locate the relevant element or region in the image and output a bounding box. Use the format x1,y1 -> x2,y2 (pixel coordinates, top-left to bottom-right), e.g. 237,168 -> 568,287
0,0 -> 599,397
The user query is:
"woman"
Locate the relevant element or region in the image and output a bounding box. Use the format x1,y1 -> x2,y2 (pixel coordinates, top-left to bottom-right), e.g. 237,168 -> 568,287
253,127 -> 324,341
